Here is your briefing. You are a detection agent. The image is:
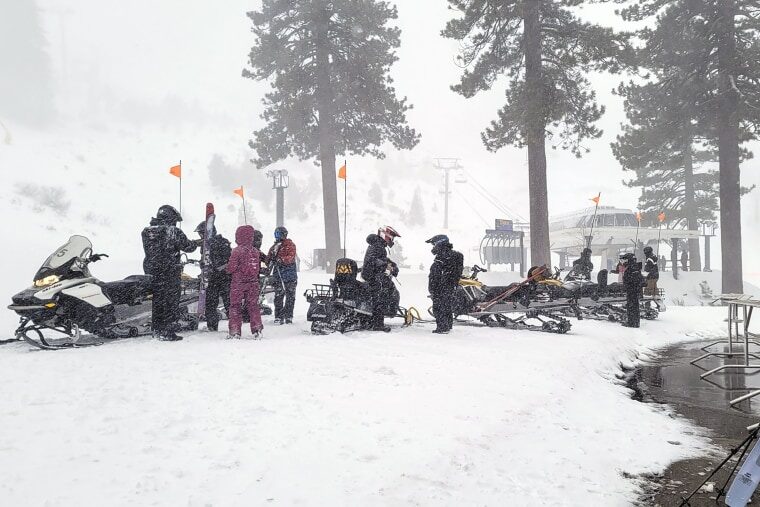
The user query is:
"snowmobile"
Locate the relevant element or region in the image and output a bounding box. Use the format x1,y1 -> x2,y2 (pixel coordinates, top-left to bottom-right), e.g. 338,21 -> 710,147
548,269 -> 664,322
453,265 -> 573,334
304,258 -> 410,334
8,235 -> 200,350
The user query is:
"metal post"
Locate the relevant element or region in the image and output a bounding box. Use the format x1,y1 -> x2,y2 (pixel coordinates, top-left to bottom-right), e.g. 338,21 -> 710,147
434,158 -> 460,230
276,187 -> 284,227
267,169 -> 290,229
704,235 -> 712,272
519,232 -> 525,277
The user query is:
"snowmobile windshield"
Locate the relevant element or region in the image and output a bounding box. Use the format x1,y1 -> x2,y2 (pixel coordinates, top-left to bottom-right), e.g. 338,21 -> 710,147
34,235 -> 93,282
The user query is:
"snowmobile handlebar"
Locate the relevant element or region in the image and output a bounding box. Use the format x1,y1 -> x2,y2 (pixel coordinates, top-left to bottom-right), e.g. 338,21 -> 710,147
88,253 -> 109,263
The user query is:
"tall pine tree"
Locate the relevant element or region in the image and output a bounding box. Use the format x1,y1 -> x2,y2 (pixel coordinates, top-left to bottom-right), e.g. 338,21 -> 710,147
443,1 -> 630,266
612,3 -> 719,271
620,0 -> 760,292
0,0 -> 55,126
244,0 -> 419,265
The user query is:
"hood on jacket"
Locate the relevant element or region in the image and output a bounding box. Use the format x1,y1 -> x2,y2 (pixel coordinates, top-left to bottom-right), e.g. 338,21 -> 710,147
366,234 -> 386,247
235,225 -> 255,246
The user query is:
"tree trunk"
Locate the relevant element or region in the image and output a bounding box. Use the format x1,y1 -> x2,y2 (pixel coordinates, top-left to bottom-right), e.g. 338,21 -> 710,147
716,0 -> 743,293
523,0 -> 551,267
682,123 -> 702,271
315,6 -> 342,269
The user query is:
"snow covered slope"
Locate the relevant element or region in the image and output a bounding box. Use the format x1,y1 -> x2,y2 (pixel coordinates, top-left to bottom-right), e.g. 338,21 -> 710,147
0,294 -> 722,506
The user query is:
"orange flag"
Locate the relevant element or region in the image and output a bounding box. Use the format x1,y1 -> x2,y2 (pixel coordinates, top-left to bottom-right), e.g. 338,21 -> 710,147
590,193 -> 600,205
658,212 -> 666,223
233,186 -> 244,198
636,211 -> 642,222
338,163 -> 346,180
169,164 -> 182,178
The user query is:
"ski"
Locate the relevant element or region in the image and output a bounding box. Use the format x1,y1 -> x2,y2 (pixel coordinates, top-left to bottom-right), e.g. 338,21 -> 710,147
197,203 -> 215,318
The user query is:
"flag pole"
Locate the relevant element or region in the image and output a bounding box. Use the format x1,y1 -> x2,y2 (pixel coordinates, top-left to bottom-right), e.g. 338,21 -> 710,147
343,160 -> 347,259
242,186 -> 248,225
179,159 -> 182,230
587,192 -> 600,249
634,212 -> 641,247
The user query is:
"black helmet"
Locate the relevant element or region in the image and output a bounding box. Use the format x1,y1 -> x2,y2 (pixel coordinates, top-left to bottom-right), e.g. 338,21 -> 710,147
643,246 -> 653,255
425,234 -> 449,246
274,226 -> 288,240
253,229 -> 263,249
156,205 -> 182,224
620,252 -> 635,263
582,248 -> 592,256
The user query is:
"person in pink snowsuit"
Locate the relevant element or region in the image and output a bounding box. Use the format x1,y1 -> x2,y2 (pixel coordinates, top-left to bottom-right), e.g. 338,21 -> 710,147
226,225 -> 263,338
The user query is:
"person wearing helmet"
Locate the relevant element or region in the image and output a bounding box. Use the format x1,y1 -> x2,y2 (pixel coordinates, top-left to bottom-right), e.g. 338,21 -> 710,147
620,252 -> 643,328
265,226 -> 298,324
195,221 -> 232,332
426,234 -> 464,334
571,248 -> 594,280
141,205 -> 198,341
361,226 -> 401,332
642,246 -> 659,296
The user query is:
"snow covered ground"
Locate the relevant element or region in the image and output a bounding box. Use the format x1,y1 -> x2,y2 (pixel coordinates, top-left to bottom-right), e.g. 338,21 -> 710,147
0,271 -> 726,505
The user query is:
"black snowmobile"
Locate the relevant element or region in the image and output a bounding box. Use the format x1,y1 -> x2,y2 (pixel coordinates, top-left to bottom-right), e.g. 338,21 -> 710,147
453,265 -> 573,333
8,235 -> 199,349
305,258 -> 410,334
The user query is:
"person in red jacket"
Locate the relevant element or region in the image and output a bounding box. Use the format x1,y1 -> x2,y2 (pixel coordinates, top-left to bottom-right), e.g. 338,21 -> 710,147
266,226 -> 298,324
226,225 -> 263,339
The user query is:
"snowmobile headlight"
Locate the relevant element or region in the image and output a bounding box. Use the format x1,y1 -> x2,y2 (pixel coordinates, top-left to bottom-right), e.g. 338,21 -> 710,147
34,275 -> 60,288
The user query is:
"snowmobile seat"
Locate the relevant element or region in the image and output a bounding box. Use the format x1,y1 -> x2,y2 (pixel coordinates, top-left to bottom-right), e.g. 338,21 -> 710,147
101,275 -> 153,305
333,258 -> 365,299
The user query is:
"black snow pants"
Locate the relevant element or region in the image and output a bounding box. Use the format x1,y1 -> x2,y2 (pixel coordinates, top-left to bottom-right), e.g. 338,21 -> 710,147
274,280 -> 297,320
625,291 -> 640,328
432,294 -> 454,332
151,269 -> 182,335
205,273 -> 231,331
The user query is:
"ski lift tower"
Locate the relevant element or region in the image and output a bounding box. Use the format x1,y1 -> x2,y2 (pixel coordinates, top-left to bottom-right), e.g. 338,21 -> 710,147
266,169 -> 289,227
434,158 -> 463,229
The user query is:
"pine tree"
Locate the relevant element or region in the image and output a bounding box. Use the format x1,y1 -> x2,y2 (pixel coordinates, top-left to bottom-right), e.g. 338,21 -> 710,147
407,186 -> 426,227
0,0 -> 55,126
612,3 -> 719,271
244,0 -> 419,266
443,1 -> 631,266
620,0 -> 760,292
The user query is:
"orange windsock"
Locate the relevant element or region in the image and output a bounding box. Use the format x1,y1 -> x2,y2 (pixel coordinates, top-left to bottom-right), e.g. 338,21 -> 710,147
169,164 -> 181,178
636,211 -> 642,222
658,212 -> 666,223
233,186 -> 244,198
338,163 -> 346,180
590,193 -> 600,205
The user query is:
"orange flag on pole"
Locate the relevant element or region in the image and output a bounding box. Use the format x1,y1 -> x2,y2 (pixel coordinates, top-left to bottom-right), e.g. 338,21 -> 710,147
169,164 -> 182,178
636,211 -> 642,222
233,186 -> 244,198
590,193 -> 600,205
658,212 -> 666,223
338,163 -> 346,180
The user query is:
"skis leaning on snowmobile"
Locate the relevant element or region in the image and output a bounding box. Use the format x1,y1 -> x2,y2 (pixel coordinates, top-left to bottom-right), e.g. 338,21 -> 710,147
305,258 -> 412,335
8,235 -> 200,350
453,265 -> 573,334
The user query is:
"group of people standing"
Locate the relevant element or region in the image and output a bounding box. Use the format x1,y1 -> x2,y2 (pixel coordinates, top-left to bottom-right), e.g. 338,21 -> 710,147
141,204 -> 298,341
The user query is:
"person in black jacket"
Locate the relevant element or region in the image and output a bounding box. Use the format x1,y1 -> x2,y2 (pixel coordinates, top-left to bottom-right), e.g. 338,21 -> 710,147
620,253 -> 642,328
571,248 -> 594,280
142,205 -> 197,341
642,246 -> 659,296
361,226 -> 400,332
427,234 -> 464,334
196,221 -> 232,332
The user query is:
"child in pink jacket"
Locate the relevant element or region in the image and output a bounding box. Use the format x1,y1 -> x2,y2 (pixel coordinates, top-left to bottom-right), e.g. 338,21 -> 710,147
226,225 -> 263,339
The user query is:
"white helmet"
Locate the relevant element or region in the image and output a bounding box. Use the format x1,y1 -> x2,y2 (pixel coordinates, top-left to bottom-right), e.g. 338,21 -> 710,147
378,226 -> 401,247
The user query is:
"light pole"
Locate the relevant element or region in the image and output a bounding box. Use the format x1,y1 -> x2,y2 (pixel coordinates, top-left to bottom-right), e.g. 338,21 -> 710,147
266,169 -> 289,228
700,221 -> 717,272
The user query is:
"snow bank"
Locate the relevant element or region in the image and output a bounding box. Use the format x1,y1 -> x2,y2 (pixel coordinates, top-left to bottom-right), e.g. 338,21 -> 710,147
0,278 -> 724,505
